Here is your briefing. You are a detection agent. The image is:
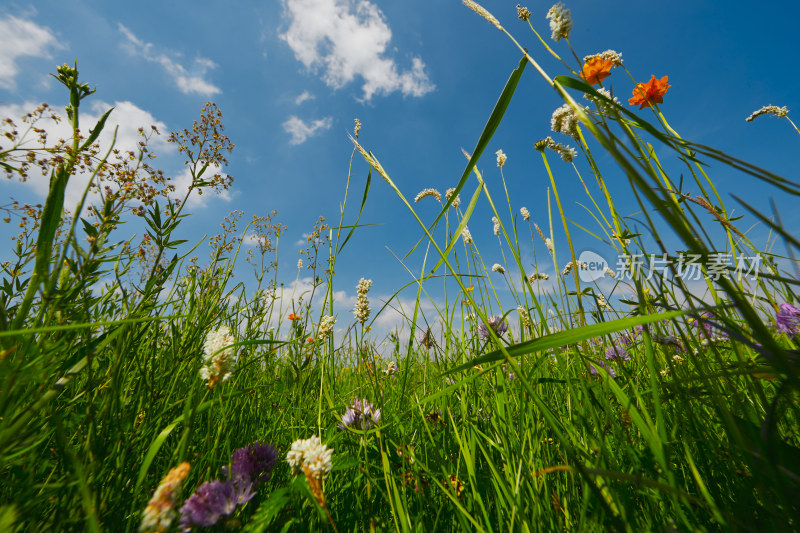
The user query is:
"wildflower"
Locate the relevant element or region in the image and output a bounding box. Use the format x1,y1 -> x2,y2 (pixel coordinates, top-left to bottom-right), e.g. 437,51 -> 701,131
288,312 -> 301,321
546,3 -> 572,41
462,0 -> 503,31
517,4 -> 531,20
414,188 -> 442,203
693,312 -> 729,341
286,436 -> 334,481
581,57 -> 615,85
445,187 -> 461,208
629,75 -> 671,109
229,442 -> 278,487
605,346 -> 630,361
776,303 -> 800,337
354,118 -> 361,138
179,479 -> 254,530
537,136 -> 577,162
317,315 -> 336,341
585,88 -> 620,113
518,305 -> 532,330
603,266 -> 616,279
296,258 -> 303,269
745,105 -> 789,122
448,475 -> 465,499
589,360 -> 617,379
597,293 -> 611,310
496,149 -> 507,167
461,226 -> 473,245
545,238 -> 555,253
384,360 -> 399,376
529,272 -> 550,281
551,104 -> 583,139
353,278 -> 373,324
339,398 -> 382,431
583,50 -> 623,67
139,462 -> 190,533
492,216 -> 500,236
520,206 -> 530,220
492,263 -> 506,274
200,326 -> 237,387
478,315 -> 508,339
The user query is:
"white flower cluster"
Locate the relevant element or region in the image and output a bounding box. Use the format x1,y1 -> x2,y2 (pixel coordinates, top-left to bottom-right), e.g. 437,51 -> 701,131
353,278 -> 373,324
529,272 -> 550,281
492,263 -> 505,274
496,149 -> 507,167
520,206 -> 530,221
492,216 -> 500,236
583,50 -> 623,66
139,463 -> 190,533
551,104 -> 585,139
445,187 -> 461,208
745,105 -> 788,122
414,188 -> 442,203
199,325 -> 236,387
286,436 -> 333,480
461,226 -> 473,245
317,315 -> 336,341
545,238 -> 555,253
547,3 -> 573,41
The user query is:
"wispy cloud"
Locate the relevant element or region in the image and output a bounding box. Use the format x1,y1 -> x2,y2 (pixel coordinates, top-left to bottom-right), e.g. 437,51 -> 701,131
0,14 -> 60,90
118,24 -> 221,96
280,0 -> 434,101
294,90 -> 315,105
282,115 -> 332,145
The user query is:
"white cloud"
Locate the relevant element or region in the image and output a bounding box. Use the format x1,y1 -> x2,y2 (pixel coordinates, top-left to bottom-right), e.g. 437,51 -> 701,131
294,90 -> 315,105
282,115 -> 332,145
280,0 -> 434,101
118,24 -> 221,96
0,14 -> 59,90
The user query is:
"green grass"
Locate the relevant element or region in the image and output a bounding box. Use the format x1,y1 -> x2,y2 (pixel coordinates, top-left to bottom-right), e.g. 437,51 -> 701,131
1,4 -> 800,531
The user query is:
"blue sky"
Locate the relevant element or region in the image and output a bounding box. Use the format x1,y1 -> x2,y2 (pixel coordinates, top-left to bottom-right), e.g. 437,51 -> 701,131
1,0 -> 798,340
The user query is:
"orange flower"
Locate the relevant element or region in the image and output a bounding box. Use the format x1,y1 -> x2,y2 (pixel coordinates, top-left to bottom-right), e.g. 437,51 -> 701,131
628,75 -> 671,109
581,57 -> 614,85
288,312 -> 301,321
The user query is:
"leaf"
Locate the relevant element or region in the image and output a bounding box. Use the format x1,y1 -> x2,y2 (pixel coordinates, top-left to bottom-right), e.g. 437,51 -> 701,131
78,107 -> 114,152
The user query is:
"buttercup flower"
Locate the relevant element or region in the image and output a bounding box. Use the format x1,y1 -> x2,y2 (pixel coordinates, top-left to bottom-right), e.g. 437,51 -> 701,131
581,57 -> 615,85
200,326 -> 237,387
629,75 -> 671,109
139,462 -> 190,533
339,398 -> 382,431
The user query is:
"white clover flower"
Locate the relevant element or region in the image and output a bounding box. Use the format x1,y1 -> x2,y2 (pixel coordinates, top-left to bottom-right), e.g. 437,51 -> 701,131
520,207 -> 530,220
547,3 -> 572,41
414,188 -> 442,203
492,216 -> 500,236
200,325 -> 237,387
286,436 -> 333,480
492,263 -> 506,274
461,226 -> 473,245
496,149 -> 507,168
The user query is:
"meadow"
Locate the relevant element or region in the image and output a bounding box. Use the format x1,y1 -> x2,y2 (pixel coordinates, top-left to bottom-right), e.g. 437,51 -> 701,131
1,2 -> 799,531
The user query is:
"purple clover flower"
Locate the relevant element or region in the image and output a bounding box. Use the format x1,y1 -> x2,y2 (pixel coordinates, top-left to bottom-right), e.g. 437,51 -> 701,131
178,479 -> 254,529
339,398 -> 381,431
589,360 -> 617,379
605,346 -> 630,361
230,441 -> 278,487
478,315 -> 508,339
776,303 -> 800,338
